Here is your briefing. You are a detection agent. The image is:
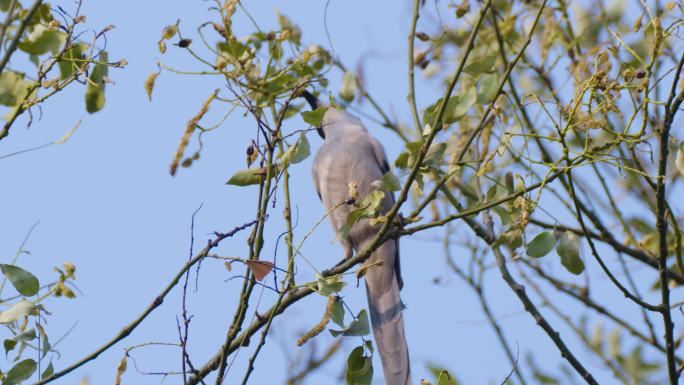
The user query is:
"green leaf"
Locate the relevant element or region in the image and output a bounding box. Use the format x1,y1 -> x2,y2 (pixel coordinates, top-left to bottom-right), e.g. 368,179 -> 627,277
41,361 -> 54,380
3,359 -> 37,385
339,72 -> 357,102
493,206 -> 512,226
477,73 -> 500,103
36,323 -> 50,358
485,185 -> 498,202
675,141 -> 684,177
280,133 -> 310,165
453,87 -> 476,119
28,54 -> 39,67
557,232 -> 584,274
436,370 -> 456,385
463,53 -> 496,76
345,346 -> 373,385
375,170 -> 401,192
17,26 -> 65,55
526,231 -> 556,258
394,152 -> 409,169
277,11 -> 302,44
331,297 -> 345,327
422,89 -> 475,126
339,190 -> 386,239
4,328 -> 36,355
0,300 -> 39,324
330,309 -> 370,337
85,51 -> 108,113
217,40 -> 250,62
226,166 -> 276,186
310,274 -> 346,296
0,71 -> 29,107
427,366 -> 460,385
0,264 -> 39,296
58,43 -> 86,80
301,106 -> 328,126
425,142 -> 448,166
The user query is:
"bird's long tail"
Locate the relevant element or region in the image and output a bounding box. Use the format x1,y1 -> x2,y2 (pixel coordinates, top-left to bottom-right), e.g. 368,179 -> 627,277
363,240 -> 412,385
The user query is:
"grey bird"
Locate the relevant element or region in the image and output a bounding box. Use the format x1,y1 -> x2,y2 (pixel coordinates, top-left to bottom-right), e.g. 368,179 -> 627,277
304,91 -> 412,385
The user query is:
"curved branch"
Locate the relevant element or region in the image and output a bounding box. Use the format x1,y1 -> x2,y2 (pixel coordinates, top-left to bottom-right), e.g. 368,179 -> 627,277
33,219 -> 260,385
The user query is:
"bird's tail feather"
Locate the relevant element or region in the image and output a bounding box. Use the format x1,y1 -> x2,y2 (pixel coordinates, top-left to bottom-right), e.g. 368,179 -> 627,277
364,241 -> 412,385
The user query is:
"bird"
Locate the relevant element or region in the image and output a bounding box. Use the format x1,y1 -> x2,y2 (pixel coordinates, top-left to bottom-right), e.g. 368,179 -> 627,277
303,90 -> 412,385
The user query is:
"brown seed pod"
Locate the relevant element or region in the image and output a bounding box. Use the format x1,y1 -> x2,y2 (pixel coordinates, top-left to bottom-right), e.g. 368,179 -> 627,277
415,32 -> 430,41
212,23 -> 226,38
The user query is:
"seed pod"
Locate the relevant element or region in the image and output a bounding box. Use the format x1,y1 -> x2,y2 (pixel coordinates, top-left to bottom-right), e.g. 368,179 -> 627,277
632,14 -> 643,32
144,72 -> 159,101
415,32 -> 430,41
414,51 -> 427,67
161,24 -> 178,40
177,38 -> 192,48
213,23 -> 226,38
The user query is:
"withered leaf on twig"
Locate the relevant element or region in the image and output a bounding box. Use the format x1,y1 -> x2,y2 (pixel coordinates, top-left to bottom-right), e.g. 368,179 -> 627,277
245,260 -> 274,281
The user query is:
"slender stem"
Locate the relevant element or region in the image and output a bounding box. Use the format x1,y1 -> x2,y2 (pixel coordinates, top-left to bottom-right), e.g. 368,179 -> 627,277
445,238 -> 528,385
407,0 -> 422,134
529,218 -> 684,284
517,265 -> 631,385
0,0 -> 18,51
562,146 -> 661,312
0,0 -> 42,76
33,220 -> 259,385
490,246 -> 599,384
655,46 -> 684,385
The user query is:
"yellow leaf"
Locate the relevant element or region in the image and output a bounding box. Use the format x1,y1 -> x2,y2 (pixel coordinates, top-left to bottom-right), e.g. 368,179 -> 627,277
245,260 -> 274,281
144,72 -> 159,101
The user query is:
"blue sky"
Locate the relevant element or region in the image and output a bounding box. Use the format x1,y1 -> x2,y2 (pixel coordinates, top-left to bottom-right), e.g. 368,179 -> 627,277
0,1 -> 673,384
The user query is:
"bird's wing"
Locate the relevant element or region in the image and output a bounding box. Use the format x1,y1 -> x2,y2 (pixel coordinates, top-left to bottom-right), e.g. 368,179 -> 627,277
368,135 -> 391,174
367,134 -> 403,290
311,150 -> 323,200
